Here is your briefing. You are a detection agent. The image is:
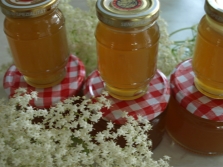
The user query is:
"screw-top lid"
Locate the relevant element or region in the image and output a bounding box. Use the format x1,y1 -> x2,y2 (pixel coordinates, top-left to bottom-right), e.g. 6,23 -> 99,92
83,69 -> 170,124
205,0 -> 223,23
3,55 -> 86,109
96,0 -> 160,28
0,0 -> 59,18
171,59 -> 223,122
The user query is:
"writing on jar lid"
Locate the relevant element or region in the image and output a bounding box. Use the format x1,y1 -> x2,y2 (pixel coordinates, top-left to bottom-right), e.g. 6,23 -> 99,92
5,0 -> 44,5
3,8 -> 45,17
1,0 -> 58,18
112,0 -> 143,10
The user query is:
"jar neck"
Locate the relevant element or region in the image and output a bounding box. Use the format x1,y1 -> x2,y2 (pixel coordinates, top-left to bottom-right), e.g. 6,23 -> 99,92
100,21 -> 157,34
206,15 -> 223,34
6,8 -> 59,21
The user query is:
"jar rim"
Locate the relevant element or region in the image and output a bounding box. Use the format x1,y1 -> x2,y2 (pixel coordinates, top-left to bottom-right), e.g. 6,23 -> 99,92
205,0 -> 223,23
96,0 -> 160,28
0,0 -> 59,18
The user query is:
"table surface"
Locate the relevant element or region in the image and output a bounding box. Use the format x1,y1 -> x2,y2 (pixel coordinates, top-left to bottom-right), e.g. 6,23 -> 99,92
1,1 -> 223,167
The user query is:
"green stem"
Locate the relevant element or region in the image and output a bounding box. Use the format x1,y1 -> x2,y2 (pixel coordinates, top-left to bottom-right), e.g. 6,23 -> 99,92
173,39 -> 195,44
169,27 -> 194,37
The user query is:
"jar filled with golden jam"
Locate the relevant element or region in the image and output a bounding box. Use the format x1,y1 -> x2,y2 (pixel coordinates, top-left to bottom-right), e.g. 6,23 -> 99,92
0,0 -> 69,88
166,59 -> 223,155
192,0 -> 223,99
95,0 -> 160,100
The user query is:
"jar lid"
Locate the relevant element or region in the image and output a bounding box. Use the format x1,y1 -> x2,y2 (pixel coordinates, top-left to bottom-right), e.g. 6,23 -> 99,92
205,0 -> 223,23
0,0 -> 59,18
171,59 -> 223,122
83,70 -> 170,124
96,0 -> 160,28
3,55 -> 86,109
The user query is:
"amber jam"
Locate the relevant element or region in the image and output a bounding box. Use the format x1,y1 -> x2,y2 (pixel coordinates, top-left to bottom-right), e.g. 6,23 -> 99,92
95,0 -> 160,100
192,0 -> 223,99
166,59 -> 223,155
83,70 -> 170,150
1,0 -> 69,88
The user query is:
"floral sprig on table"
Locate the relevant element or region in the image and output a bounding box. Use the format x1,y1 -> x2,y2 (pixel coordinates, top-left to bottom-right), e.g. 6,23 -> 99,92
0,88 -> 170,167
59,0 -> 98,74
170,25 -> 197,62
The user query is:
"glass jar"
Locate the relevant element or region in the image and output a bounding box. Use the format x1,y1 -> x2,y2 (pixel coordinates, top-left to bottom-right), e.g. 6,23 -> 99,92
192,0 -> 223,99
95,0 -> 160,100
166,59 -> 223,155
0,0 -> 70,88
83,69 -> 170,150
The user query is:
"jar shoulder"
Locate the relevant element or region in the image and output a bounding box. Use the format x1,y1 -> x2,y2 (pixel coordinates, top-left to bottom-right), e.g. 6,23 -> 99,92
4,9 -> 65,39
198,16 -> 223,38
95,22 -> 160,49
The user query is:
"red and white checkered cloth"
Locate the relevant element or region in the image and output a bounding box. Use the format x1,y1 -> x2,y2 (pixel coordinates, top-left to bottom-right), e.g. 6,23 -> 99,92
84,70 -> 170,124
171,59 -> 223,122
3,55 -> 86,109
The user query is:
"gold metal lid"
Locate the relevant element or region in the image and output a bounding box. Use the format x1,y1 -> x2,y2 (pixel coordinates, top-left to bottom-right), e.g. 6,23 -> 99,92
205,0 -> 223,23
0,0 -> 59,18
96,0 -> 160,28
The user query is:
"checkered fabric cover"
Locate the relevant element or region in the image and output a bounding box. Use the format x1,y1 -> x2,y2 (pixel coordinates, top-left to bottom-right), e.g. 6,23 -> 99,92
83,70 -> 170,124
171,59 -> 223,122
3,55 -> 85,109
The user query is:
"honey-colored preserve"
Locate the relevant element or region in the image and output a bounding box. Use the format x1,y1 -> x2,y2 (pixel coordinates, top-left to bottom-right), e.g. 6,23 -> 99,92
95,0 -> 160,100
166,58 -> 223,155
2,0 -> 69,88
95,22 -> 159,100
166,96 -> 223,155
192,0 -> 223,98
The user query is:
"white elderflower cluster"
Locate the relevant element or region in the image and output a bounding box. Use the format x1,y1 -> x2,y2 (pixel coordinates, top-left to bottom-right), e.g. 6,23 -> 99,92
0,89 -> 171,167
157,17 -> 177,76
157,19 -> 196,75
59,0 -> 98,75
170,25 -> 197,63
